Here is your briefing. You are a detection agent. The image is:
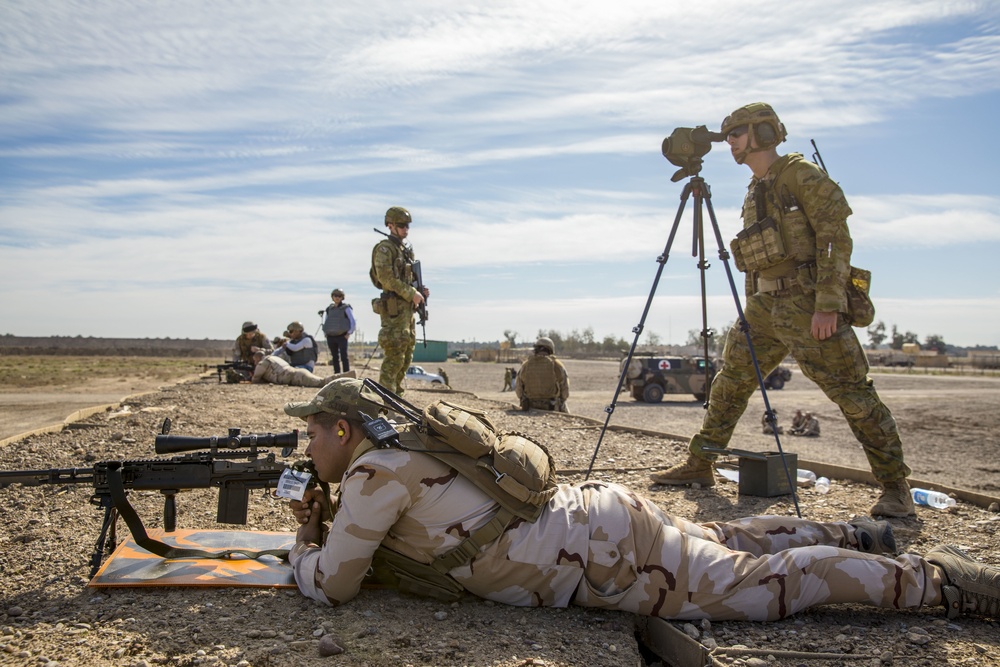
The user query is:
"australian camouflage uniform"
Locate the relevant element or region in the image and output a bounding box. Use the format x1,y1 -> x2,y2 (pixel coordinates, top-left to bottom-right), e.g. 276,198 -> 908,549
515,355 -> 569,412
371,233 -> 418,394
690,154 -> 909,483
234,331 -> 270,364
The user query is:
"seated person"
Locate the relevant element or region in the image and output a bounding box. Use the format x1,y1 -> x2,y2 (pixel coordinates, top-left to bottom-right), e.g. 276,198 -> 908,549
232,321 -> 273,364
515,337 -> 569,412
275,321 -> 318,371
761,409 -> 784,434
791,412 -> 821,437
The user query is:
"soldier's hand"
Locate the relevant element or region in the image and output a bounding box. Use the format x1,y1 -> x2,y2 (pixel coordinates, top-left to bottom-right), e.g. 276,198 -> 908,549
811,311 -> 838,341
290,487 -> 331,525
412,292 -> 425,307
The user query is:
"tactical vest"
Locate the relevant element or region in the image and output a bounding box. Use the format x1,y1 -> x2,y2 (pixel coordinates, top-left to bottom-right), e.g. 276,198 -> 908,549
370,237 -> 414,291
349,400 -> 558,601
730,153 -> 827,276
235,332 -> 267,363
323,303 -> 352,336
518,355 -> 562,400
287,334 -> 318,367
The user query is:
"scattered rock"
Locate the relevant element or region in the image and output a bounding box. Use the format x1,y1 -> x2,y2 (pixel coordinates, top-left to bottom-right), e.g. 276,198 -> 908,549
318,634 -> 344,657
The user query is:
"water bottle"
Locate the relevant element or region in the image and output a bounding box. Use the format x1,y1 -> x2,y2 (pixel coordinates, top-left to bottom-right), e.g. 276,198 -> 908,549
814,477 -> 830,494
797,469 -> 816,487
911,488 -> 956,509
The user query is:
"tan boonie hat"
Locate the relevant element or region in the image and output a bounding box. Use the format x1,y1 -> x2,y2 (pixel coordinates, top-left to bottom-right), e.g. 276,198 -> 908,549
284,378 -> 386,421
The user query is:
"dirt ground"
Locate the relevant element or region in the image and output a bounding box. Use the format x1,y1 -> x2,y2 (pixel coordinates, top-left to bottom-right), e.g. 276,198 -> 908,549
1,359 -> 999,667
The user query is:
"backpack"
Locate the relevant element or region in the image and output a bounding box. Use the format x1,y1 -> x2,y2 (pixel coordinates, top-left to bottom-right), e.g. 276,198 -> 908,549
358,399 -> 559,600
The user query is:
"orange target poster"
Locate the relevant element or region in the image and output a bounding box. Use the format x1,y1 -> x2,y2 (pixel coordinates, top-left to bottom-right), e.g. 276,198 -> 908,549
89,529 -> 297,588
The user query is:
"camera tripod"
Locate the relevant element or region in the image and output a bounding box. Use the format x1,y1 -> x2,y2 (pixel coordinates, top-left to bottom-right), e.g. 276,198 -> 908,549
584,173 -> 801,518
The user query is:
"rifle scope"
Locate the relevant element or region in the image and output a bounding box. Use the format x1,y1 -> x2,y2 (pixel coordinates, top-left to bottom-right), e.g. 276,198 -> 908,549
155,429 -> 299,455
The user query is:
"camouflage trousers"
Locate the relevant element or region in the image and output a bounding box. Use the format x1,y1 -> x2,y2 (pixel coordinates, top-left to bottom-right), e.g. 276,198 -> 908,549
522,397 -> 568,413
378,312 -> 415,395
690,290 -> 910,482
573,483 -> 943,621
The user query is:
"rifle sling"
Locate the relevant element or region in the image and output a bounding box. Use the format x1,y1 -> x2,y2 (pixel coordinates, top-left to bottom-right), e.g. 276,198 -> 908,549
107,467 -> 291,562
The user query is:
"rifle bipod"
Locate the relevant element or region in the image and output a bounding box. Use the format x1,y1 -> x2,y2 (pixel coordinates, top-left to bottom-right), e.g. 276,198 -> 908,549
583,174 -> 802,518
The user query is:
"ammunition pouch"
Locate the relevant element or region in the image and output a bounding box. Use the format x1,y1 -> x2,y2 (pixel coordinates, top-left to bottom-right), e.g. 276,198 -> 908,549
845,266 -> 875,327
370,546 -> 467,602
730,216 -> 788,273
372,292 -> 405,317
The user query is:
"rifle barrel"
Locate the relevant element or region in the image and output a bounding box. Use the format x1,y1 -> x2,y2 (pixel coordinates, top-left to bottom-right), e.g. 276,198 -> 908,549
0,468 -> 95,487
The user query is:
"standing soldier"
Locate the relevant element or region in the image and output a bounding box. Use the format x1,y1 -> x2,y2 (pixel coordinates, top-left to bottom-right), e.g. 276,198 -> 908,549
370,206 -> 429,395
651,103 -> 913,518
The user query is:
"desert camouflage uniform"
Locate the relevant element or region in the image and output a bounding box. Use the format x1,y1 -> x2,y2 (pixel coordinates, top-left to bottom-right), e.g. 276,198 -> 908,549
515,355 -> 569,412
251,356 -> 329,387
372,236 -> 417,395
289,446 -> 944,620
690,154 -> 910,483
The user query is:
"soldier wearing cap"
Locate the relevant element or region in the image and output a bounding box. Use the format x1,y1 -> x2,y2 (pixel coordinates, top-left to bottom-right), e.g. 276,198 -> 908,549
322,289 -> 355,374
370,206 -> 429,394
651,103 -> 913,518
514,337 -> 569,412
280,378 -> 1000,624
275,321 -> 319,372
232,321 -> 273,364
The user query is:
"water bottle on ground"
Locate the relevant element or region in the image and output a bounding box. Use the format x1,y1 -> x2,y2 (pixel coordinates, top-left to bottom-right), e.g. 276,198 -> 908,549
911,488 -> 956,509
814,477 -> 830,494
797,469 -> 816,487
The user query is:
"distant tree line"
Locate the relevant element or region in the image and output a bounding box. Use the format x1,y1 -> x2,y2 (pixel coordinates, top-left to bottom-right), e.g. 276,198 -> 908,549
865,321 -> 951,353
510,328 -> 631,358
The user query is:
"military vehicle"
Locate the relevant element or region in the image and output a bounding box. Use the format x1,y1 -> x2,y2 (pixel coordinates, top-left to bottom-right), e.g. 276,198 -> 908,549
763,366 -> 792,390
621,356 -> 715,403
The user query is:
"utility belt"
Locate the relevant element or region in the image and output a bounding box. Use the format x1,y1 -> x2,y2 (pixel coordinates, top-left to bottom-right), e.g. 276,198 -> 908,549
756,261 -> 816,295
371,291 -> 411,317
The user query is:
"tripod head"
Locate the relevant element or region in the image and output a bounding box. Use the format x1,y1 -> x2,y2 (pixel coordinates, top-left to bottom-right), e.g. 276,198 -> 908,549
661,125 -> 726,182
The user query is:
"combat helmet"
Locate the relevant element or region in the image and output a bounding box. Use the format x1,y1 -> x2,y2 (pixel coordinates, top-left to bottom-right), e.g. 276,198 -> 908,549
385,206 -> 412,226
534,337 -> 555,354
721,102 -> 786,163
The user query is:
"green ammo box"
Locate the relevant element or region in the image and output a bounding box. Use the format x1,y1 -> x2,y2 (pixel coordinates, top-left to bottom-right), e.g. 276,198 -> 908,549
705,448 -> 797,497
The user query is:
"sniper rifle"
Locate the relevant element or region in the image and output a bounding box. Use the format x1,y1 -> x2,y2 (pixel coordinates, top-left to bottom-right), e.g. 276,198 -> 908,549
215,360 -> 254,383
0,419 -> 309,576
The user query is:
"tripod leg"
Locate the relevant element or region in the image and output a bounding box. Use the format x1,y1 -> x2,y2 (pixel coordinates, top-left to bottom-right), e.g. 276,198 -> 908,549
701,189 -> 801,517
584,182 -> 694,480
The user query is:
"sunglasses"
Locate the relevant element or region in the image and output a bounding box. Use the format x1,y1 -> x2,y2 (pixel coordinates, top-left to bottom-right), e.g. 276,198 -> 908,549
727,125 -> 749,140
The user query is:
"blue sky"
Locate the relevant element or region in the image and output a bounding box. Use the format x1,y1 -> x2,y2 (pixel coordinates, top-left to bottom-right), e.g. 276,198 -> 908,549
2,1 -> 999,349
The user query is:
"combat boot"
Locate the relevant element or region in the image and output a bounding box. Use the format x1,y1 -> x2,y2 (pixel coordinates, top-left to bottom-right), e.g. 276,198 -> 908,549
849,516 -> 897,554
870,478 -> 915,517
925,545 -> 1000,619
651,454 -> 715,487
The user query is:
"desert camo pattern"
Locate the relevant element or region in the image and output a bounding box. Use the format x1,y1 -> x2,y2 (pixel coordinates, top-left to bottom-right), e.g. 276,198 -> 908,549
691,154 -> 910,483
250,356 -> 328,387
289,446 -> 943,620
515,355 -> 570,406
372,237 -> 418,394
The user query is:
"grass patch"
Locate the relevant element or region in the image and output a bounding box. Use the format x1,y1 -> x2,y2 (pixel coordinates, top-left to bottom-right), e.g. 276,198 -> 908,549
0,356 -> 208,390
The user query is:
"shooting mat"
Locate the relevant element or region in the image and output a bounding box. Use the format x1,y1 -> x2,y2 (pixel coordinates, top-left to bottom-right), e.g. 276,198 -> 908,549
89,529 -> 297,588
